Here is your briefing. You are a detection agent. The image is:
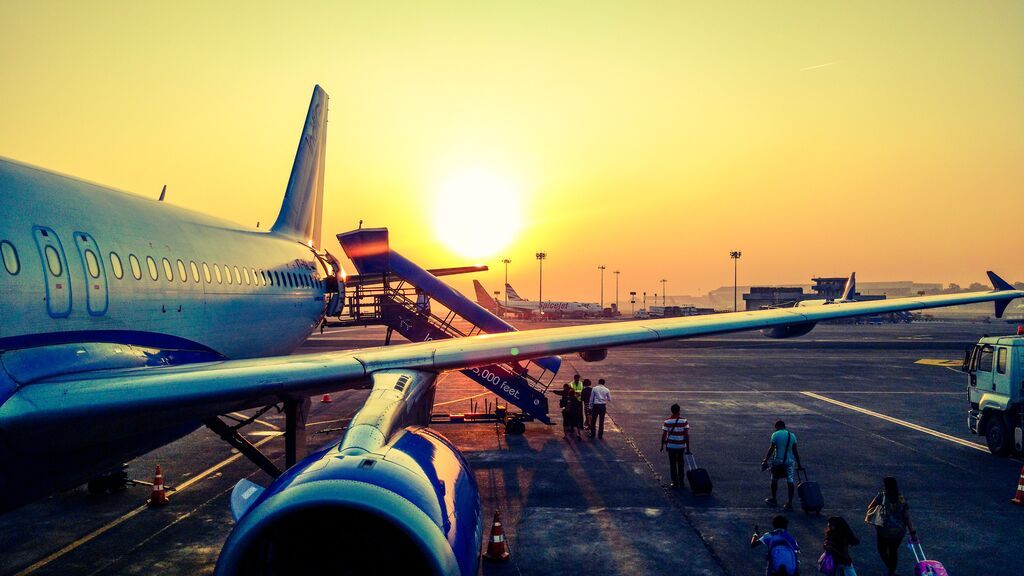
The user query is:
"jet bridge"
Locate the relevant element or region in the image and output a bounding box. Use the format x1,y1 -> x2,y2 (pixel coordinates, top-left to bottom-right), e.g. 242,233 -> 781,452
332,228 -> 561,424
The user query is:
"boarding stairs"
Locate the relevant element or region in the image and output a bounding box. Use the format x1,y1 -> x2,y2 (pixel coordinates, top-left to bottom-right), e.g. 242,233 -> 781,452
332,230 -> 560,424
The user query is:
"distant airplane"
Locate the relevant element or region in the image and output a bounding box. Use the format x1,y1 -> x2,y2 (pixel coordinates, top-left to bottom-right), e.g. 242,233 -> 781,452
473,279 -> 596,318
0,86 -> 1020,575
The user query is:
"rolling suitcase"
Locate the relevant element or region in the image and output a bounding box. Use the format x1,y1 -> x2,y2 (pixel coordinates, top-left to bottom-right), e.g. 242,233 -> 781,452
796,468 -> 823,514
909,540 -> 948,576
685,453 -> 713,495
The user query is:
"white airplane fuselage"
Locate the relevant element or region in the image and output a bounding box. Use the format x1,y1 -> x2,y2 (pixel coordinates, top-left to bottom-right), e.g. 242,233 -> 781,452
0,158 -> 328,360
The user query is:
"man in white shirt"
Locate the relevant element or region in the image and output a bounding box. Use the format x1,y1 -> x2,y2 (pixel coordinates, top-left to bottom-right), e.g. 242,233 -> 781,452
588,378 -> 611,439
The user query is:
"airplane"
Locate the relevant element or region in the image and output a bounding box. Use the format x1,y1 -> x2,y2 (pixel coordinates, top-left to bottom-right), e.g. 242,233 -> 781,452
473,279 -> 597,318
0,85 -> 1021,575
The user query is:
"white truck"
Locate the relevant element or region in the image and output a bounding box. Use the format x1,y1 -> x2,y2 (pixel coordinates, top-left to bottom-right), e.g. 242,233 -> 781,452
964,333 -> 1024,455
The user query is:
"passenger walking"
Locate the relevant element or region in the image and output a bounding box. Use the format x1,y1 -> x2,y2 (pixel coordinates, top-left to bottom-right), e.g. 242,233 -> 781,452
820,516 -> 860,576
660,403 -> 690,489
864,477 -> 917,576
750,514 -> 800,576
581,379 -> 594,432
559,383 -> 582,440
588,378 -> 610,439
761,420 -> 802,511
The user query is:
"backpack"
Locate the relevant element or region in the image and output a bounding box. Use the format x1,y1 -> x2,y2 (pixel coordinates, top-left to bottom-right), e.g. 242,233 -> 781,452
768,532 -> 799,575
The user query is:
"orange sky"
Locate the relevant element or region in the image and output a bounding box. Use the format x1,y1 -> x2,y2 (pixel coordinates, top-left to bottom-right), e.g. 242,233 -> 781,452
2,2 -> 1022,305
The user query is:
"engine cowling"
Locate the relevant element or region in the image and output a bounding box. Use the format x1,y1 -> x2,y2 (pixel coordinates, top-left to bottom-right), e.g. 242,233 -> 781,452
761,322 -> 817,339
215,426 -> 482,576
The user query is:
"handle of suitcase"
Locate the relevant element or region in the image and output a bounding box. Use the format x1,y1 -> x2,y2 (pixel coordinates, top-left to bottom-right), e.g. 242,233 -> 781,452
684,452 -> 697,471
796,466 -> 809,483
907,540 -> 927,562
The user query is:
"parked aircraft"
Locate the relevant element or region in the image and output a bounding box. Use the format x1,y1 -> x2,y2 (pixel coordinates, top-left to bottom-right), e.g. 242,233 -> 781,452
473,280 -> 597,318
1,86 -> 1020,575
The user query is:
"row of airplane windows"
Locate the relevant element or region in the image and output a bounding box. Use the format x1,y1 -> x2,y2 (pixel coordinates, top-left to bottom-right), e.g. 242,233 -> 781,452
0,239 -> 321,290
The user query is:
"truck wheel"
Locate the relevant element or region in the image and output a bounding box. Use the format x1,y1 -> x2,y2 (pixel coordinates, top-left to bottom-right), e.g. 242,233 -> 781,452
985,415 -> 1012,456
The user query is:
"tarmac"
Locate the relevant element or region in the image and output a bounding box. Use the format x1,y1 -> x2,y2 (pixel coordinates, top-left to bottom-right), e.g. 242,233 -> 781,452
2,320 -> 1023,575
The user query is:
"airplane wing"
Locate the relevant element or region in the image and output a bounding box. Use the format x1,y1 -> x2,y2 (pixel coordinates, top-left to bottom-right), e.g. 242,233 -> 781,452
2,278 -> 1020,435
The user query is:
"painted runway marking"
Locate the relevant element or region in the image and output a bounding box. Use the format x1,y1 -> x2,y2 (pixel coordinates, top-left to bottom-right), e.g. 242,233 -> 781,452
15,435 -> 279,576
800,391 -> 987,452
915,359 -> 962,367
614,390 -> 961,395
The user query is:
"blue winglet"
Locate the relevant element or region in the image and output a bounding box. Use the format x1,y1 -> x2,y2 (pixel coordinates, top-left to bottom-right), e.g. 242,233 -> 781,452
988,271 -> 1014,291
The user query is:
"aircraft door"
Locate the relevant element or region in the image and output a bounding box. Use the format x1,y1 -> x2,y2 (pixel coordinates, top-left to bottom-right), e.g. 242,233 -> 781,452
73,231 -> 108,316
32,226 -> 72,318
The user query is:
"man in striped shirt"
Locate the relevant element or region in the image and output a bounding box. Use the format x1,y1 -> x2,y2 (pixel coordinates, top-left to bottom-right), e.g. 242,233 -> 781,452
660,404 -> 690,489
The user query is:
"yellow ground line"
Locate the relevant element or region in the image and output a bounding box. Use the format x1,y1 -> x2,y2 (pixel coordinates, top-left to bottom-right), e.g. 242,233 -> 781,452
800,391 -> 987,452
15,435 -> 279,576
227,412 -> 281,431
433,390 -> 493,408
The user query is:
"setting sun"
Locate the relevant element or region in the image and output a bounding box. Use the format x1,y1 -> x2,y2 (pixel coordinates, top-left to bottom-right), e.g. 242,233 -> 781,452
433,167 -> 523,261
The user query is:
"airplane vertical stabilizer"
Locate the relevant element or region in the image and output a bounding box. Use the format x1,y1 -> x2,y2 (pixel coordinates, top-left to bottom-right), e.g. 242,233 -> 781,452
840,272 -> 856,301
271,85 -> 328,248
474,280 -> 499,312
505,283 -> 525,301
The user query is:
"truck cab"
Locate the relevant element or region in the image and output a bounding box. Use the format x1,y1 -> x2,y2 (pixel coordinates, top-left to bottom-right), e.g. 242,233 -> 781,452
964,335 -> 1024,455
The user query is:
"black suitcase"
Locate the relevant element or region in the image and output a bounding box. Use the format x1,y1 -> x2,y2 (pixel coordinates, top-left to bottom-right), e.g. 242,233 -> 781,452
796,468 -> 823,514
685,453 -> 713,495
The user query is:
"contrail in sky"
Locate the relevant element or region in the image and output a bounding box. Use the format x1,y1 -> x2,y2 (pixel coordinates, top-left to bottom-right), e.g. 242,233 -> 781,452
800,61 -> 839,72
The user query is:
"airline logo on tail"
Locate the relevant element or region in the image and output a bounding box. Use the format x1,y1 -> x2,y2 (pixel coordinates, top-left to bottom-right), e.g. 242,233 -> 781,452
505,283 -> 525,301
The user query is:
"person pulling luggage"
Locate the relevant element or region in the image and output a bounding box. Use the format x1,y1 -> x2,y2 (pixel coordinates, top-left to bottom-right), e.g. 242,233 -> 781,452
751,514 -> 800,576
660,403 -> 690,489
761,419 -> 802,511
864,476 -> 917,576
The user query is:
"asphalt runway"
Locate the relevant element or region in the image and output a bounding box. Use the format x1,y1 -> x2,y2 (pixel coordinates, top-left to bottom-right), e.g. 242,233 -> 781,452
2,320 -> 1022,575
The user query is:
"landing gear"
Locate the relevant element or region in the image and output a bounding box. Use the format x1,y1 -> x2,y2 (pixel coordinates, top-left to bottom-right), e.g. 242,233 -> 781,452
204,395 -> 312,479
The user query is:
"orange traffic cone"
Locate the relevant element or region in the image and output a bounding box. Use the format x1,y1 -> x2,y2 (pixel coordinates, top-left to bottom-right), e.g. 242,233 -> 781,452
483,511 -> 510,561
1011,466 -> 1024,505
148,465 -> 169,507
321,394 -> 332,403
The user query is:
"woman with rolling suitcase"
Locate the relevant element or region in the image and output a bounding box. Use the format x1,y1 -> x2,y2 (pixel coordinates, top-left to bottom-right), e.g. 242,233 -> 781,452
864,476 -> 917,576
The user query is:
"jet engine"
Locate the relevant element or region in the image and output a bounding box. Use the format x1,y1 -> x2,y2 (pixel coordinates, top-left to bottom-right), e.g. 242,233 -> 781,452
215,425 -> 482,576
761,322 -> 817,339
578,348 -> 608,362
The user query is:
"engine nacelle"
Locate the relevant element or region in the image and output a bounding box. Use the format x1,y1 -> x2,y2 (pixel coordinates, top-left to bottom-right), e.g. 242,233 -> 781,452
761,322 -> 817,339
578,348 -> 608,362
215,426 -> 482,576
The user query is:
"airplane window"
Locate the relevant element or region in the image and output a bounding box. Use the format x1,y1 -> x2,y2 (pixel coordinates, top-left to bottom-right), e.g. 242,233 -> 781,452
190,261 -> 200,283
162,258 -> 174,281
109,252 -> 123,279
202,262 -> 211,283
146,256 -> 158,280
233,266 -> 241,285
224,264 -> 233,285
176,259 -> 187,283
243,267 -> 251,285
44,246 -> 62,276
214,264 -> 223,284
129,254 -> 142,280
1,241 -> 19,275
84,249 -> 100,278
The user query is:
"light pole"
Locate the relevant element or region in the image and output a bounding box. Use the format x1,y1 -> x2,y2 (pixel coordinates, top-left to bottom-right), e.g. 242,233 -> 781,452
535,252 -> 546,318
614,270 -> 620,315
501,258 -> 511,307
730,250 -> 742,312
660,278 -> 667,307
598,265 -> 606,310
643,291 -> 647,311
629,291 -> 636,317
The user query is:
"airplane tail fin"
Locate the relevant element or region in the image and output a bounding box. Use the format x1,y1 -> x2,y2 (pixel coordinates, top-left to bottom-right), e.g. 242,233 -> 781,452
271,85 -> 328,249
505,283 -> 525,301
840,272 -> 856,301
473,280 -> 499,312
